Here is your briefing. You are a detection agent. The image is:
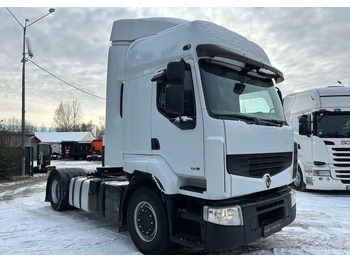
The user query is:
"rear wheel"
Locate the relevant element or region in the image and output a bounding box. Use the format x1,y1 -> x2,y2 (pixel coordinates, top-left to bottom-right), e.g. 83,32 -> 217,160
49,174 -> 69,211
127,187 -> 171,254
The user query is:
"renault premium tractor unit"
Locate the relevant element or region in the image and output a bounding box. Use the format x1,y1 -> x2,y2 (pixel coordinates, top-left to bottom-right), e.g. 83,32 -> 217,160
284,86 -> 350,191
45,18 -> 297,254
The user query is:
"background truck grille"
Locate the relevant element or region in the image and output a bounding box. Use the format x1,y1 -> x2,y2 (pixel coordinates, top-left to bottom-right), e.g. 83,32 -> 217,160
226,152 -> 292,178
332,147 -> 350,182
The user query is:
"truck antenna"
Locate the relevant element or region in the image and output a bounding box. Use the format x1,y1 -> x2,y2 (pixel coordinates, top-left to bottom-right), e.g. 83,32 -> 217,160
337,80 -> 345,86
203,15 -> 213,23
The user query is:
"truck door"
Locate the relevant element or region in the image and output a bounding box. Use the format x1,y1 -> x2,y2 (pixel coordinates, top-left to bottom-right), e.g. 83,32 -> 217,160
297,114 -> 313,169
151,59 -> 204,179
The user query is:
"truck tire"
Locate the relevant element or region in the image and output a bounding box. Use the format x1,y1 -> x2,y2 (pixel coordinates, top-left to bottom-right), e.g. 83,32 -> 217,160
292,166 -> 306,191
127,187 -> 171,254
49,173 -> 69,211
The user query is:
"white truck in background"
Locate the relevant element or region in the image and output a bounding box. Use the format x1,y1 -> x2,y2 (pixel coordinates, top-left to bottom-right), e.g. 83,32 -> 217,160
45,18 -> 297,254
284,86 -> 350,191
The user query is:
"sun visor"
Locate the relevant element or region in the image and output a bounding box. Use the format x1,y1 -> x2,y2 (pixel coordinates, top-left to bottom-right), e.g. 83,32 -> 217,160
110,18 -> 188,42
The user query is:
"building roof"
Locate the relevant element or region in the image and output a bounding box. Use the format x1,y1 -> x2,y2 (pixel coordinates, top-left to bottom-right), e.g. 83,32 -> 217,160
34,132 -> 95,143
31,136 -> 41,143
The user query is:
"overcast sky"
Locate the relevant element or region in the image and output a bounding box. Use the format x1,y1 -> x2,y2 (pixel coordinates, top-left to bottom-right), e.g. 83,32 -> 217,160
1,2 -> 350,128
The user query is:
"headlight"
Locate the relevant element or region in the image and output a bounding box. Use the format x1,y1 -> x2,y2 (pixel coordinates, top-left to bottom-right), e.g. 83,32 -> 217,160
290,189 -> 296,208
313,170 -> 331,177
203,205 -> 243,226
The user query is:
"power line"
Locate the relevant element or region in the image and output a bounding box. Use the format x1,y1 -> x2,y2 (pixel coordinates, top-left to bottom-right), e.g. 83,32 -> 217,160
5,7 -> 24,28
5,7 -> 105,101
27,59 -> 106,100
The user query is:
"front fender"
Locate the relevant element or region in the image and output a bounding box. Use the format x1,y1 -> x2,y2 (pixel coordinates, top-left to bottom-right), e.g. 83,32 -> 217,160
147,155 -> 179,195
123,154 -> 179,195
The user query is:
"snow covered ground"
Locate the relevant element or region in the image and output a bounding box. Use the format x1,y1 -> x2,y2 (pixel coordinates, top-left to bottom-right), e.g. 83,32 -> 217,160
1,160 -> 350,255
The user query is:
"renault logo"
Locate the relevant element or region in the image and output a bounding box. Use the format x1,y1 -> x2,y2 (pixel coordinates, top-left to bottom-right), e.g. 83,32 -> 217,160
263,174 -> 272,188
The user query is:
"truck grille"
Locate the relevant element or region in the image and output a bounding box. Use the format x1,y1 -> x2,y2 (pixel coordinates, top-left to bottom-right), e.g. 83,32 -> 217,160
332,147 -> 350,182
226,152 -> 292,178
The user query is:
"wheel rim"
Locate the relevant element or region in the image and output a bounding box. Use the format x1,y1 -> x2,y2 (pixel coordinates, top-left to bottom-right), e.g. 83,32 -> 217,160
134,201 -> 157,243
294,170 -> 301,187
51,180 -> 61,204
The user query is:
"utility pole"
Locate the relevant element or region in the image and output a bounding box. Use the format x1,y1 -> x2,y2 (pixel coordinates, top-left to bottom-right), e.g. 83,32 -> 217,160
6,8 -> 55,176
21,19 -> 28,176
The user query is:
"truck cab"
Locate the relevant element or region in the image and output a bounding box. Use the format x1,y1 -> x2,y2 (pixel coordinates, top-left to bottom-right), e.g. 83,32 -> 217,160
105,18 -> 296,198
284,86 -> 350,190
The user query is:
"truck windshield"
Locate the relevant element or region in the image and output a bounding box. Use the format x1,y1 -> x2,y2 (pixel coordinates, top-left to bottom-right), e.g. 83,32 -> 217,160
40,144 -> 50,155
315,112 -> 350,138
199,59 -> 285,125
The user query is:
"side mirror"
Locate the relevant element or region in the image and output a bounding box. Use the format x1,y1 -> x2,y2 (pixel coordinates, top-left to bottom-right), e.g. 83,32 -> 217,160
164,60 -> 185,115
165,84 -> 184,115
233,83 -> 245,95
166,61 -> 185,82
299,115 -> 311,136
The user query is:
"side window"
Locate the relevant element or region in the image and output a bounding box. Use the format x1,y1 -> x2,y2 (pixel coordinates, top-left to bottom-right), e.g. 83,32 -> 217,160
156,66 -> 196,129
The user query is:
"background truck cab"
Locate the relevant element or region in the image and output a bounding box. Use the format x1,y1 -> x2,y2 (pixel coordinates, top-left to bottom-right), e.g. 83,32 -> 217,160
284,86 -> 350,190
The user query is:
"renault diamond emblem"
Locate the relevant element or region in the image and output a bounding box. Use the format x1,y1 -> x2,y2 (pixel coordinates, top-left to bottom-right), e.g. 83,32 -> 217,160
264,174 -> 272,188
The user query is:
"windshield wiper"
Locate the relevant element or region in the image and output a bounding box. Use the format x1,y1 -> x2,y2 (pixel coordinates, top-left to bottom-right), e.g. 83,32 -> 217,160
213,113 -> 260,125
261,118 -> 287,126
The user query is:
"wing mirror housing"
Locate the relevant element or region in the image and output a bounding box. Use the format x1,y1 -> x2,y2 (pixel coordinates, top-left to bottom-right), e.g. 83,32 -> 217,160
164,61 -> 185,115
299,115 -> 311,136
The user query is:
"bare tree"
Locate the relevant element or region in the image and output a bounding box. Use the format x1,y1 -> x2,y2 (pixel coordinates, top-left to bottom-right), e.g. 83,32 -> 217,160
71,99 -> 84,131
53,101 -> 71,131
2,117 -> 37,133
47,126 -> 56,132
53,100 -> 84,132
39,125 -> 47,132
7,117 -> 21,132
95,116 -> 105,139
80,120 -> 95,133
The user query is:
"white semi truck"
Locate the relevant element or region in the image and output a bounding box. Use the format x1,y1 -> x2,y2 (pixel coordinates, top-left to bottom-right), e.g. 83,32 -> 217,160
45,18 -> 297,254
284,86 -> 350,191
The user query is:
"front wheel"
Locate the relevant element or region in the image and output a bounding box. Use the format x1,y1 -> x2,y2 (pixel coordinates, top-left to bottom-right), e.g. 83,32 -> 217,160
127,187 -> 171,254
292,167 -> 306,191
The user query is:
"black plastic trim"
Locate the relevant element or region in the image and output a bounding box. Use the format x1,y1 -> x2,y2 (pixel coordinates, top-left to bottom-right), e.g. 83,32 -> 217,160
314,161 -> 326,165
120,82 -> 124,118
151,138 -> 160,150
227,152 -> 293,178
180,186 -> 206,193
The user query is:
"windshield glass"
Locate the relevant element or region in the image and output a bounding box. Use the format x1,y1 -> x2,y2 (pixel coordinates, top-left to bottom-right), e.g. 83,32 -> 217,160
315,112 -> 350,138
39,144 -> 50,155
199,59 -> 285,124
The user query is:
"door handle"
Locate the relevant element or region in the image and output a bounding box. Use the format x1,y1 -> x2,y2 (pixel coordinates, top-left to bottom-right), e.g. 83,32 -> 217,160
151,138 -> 160,150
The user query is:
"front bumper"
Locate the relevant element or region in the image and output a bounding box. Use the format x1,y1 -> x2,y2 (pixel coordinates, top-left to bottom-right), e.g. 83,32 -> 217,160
204,187 -> 296,251
305,174 -> 350,190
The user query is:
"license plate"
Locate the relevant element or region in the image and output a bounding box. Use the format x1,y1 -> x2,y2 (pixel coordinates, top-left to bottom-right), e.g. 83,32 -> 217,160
346,186 -> 350,190
263,220 -> 283,238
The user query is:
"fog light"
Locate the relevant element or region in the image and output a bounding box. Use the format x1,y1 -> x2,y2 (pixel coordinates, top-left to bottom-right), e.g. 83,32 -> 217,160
203,205 -> 243,226
313,170 -> 331,177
